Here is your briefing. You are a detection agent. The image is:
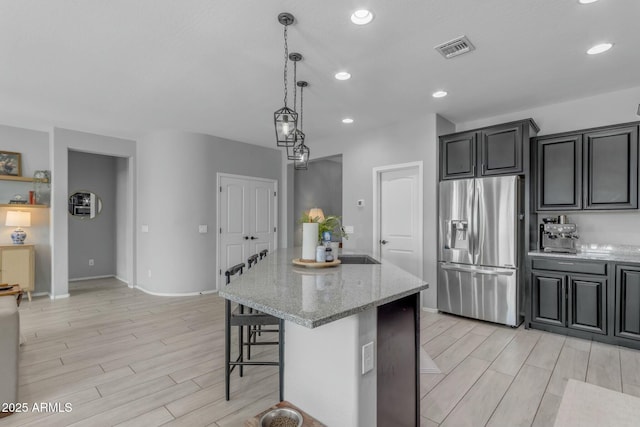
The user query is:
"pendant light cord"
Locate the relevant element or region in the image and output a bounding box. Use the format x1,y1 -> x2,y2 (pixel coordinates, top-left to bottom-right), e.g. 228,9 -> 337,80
283,25 -> 289,107
299,85 -> 304,131
293,59 -> 297,115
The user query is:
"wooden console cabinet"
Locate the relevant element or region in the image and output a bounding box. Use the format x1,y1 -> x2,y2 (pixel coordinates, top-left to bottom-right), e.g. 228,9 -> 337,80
0,244 -> 34,301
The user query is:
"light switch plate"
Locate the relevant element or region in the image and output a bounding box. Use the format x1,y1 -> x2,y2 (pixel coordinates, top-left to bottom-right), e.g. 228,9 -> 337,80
344,225 -> 354,234
141,225 -> 149,233
357,199 -> 365,207
198,225 -> 208,233
362,341 -> 374,374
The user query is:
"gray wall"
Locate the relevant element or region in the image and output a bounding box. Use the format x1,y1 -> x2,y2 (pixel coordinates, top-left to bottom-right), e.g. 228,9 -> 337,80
136,130 -> 281,294
457,84 -> 640,247
0,124 -> 51,294
51,127 -> 136,298
115,157 -> 129,282
68,150 -> 117,279
293,156 -> 343,246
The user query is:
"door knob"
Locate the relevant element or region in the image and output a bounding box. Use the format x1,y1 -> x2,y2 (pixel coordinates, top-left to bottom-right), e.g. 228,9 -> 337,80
250,236 -> 257,240
380,240 -> 388,245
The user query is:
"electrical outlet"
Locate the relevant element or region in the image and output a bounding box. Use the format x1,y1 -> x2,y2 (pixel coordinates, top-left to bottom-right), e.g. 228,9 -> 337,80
198,225 -> 208,233
89,259 -> 94,266
344,225 -> 354,234
362,341 -> 374,374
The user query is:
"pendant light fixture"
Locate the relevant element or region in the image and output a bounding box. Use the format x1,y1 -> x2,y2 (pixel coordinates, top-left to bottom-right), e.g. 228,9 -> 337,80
287,52 -> 304,160
294,80 -> 310,170
274,13 -> 297,147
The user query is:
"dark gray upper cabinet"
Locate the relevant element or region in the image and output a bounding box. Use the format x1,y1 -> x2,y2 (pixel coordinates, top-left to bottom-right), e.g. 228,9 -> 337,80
534,122 -> 639,212
583,125 -> 639,210
440,132 -> 476,180
440,119 -> 538,181
615,264 -> 640,341
480,123 -> 523,176
536,134 -> 583,211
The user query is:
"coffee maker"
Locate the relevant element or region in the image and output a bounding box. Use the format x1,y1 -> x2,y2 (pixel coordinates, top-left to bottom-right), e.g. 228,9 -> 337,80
540,215 -> 579,254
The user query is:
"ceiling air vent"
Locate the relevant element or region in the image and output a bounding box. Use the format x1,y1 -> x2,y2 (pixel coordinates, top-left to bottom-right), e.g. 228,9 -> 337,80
435,36 -> 475,59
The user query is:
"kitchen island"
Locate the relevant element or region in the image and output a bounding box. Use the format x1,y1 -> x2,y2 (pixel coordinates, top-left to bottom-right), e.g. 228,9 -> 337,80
219,248 -> 428,427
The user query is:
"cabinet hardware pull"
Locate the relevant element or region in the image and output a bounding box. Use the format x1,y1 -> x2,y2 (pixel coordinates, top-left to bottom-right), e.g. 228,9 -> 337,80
558,262 -> 574,265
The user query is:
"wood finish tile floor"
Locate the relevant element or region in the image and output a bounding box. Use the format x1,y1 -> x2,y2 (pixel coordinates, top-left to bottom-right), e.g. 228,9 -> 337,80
5,278 -> 640,426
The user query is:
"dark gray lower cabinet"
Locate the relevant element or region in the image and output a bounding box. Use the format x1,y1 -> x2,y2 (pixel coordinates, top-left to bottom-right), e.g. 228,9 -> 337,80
567,275 -> 607,334
532,272 -> 565,326
615,265 -> 640,341
531,271 -> 607,334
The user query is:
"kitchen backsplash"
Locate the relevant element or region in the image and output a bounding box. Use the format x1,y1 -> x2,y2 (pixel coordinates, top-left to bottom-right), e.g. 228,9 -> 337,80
537,211 -> 640,247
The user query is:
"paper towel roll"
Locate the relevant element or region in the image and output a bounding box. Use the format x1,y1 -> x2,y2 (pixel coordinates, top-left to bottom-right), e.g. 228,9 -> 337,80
302,222 -> 319,261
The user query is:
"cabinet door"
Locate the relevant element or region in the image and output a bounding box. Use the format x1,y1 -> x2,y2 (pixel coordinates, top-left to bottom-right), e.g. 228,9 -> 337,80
479,123 -> 522,176
440,132 -> 476,180
0,246 -> 34,292
615,265 -> 640,341
535,134 -> 582,211
532,272 -> 566,326
567,274 -> 606,334
584,125 -> 638,210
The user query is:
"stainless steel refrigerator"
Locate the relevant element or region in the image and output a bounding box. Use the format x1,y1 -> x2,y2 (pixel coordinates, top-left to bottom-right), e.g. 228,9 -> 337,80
437,176 -> 523,326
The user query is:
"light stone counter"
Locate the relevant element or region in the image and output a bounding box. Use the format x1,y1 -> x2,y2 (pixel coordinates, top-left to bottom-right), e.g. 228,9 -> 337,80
529,244 -> 640,264
219,247 -> 428,328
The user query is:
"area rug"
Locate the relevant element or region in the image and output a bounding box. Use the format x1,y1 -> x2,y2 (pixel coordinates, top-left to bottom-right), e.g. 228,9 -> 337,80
554,379 -> 640,427
420,347 -> 441,374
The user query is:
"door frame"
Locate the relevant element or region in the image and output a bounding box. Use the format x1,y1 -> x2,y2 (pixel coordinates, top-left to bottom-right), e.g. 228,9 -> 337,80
216,173 -> 278,291
372,161 -> 424,280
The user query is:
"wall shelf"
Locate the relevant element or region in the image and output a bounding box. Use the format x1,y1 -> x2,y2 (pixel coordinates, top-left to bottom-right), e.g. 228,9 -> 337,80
0,175 -> 35,183
0,204 -> 48,208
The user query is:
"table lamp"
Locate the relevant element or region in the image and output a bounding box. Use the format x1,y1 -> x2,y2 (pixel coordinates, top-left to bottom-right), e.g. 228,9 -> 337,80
308,207 -> 325,222
5,211 -> 31,244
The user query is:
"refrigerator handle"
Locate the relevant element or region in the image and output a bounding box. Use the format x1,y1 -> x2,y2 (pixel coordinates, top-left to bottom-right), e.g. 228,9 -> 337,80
471,179 -> 478,261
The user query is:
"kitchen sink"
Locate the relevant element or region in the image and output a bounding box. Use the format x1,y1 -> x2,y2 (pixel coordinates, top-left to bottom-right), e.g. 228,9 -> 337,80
338,255 -> 380,264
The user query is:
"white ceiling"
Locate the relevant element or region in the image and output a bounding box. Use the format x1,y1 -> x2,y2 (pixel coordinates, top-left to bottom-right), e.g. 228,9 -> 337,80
0,0 -> 638,147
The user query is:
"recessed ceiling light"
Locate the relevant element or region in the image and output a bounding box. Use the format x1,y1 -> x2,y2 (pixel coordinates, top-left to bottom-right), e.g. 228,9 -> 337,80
578,0 -> 599,4
335,72 -> 351,81
432,90 -> 448,98
587,43 -> 613,55
342,118 -> 354,124
351,9 -> 374,25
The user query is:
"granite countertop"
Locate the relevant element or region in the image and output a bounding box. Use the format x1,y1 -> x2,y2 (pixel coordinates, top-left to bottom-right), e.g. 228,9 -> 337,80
529,244 -> 640,264
218,247 -> 428,329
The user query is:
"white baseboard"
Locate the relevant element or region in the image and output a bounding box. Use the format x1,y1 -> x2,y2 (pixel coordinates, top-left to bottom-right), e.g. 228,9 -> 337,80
48,293 -> 70,300
134,285 -> 217,297
69,274 -> 116,282
113,274 -> 133,288
29,292 -> 49,298
421,307 -> 439,313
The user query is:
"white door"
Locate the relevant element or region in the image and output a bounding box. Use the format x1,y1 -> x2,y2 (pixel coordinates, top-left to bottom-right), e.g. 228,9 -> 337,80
218,175 -> 277,289
376,164 -> 422,278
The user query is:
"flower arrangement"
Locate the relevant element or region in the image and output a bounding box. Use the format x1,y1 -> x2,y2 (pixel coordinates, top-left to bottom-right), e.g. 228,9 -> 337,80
299,210 -> 348,241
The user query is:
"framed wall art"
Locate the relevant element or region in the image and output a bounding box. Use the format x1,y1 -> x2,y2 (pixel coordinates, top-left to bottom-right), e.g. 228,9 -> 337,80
0,151 -> 21,176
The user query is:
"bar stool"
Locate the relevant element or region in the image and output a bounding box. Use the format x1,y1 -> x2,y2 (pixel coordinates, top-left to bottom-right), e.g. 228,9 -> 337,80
224,263 -> 283,401
259,249 -> 268,260
247,254 -> 259,269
